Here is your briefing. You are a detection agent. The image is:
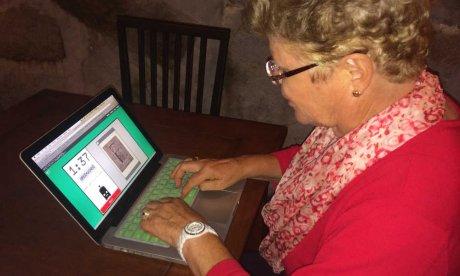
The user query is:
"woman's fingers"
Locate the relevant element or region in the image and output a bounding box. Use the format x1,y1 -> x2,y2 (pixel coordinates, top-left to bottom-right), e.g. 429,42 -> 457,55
171,157 -> 192,177
171,160 -> 204,187
181,169 -> 216,197
171,157 -> 243,196
140,198 -> 205,246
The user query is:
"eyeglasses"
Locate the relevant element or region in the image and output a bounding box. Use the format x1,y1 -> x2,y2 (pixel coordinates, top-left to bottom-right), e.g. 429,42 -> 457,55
265,56 -> 318,85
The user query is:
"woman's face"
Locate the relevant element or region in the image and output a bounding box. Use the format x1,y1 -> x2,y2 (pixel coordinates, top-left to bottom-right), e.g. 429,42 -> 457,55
268,37 -> 349,127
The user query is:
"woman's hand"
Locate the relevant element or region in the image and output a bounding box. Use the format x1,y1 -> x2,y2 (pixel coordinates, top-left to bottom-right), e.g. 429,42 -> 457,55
141,198 -> 234,276
140,198 -> 205,246
171,157 -> 247,197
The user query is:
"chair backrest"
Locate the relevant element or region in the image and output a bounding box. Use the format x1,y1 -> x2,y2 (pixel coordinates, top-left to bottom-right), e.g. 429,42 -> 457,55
117,15 -> 230,116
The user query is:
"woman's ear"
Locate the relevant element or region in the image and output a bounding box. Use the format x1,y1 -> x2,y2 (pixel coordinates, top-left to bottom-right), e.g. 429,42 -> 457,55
341,53 -> 374,95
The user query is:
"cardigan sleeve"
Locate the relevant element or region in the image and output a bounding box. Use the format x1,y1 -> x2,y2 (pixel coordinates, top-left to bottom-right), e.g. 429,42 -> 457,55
287,151 -> 460,275
207,259 -> 249,276
271,145 -> 301,174
290,202 -> 449,275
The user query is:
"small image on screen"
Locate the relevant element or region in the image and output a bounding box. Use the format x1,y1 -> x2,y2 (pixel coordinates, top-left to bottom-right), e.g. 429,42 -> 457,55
103,136 -> 134,172
100,130 -> 139,178
35,96 -> 156,229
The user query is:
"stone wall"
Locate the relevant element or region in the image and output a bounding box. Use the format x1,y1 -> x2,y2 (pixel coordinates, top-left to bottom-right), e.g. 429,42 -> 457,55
0,0 -> 458,146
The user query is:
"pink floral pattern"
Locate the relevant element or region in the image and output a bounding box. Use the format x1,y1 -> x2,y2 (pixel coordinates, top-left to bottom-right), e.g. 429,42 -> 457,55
260,70 -> 446,272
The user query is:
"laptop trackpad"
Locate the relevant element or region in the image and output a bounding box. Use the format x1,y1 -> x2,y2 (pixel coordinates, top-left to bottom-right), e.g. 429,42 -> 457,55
193,190 -> 239,224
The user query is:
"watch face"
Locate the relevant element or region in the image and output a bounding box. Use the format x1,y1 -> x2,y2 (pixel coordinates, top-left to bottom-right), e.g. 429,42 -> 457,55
185,221 -> 205,235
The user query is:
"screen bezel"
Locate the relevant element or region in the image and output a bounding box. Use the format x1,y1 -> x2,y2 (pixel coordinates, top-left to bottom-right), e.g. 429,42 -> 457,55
20,87 -> 163,243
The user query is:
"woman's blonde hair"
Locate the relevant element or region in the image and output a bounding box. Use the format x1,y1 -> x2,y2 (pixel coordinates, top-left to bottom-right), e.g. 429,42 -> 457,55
248,0 -> 432,82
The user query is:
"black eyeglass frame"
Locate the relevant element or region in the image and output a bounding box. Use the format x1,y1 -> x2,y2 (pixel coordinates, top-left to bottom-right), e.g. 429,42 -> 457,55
266,56 -> 318,85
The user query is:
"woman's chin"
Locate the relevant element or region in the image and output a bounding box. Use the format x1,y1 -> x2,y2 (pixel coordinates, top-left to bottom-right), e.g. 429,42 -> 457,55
294,112 -> 313,125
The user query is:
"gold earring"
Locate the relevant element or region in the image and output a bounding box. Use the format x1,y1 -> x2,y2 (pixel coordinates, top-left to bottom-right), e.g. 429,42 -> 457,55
352,90 -> 361,97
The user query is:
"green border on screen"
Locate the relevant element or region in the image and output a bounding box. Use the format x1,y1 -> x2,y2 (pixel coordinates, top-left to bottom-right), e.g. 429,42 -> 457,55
45,106 -> 155,228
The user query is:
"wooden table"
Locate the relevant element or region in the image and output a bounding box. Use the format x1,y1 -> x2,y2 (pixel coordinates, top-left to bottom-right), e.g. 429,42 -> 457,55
0,90 -> 286,275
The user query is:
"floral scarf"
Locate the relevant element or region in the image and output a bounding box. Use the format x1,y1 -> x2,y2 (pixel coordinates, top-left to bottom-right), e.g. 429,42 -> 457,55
260,70 -> 446,273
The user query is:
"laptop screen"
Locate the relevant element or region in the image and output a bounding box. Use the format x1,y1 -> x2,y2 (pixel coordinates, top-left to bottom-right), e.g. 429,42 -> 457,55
31,95 -> 156,229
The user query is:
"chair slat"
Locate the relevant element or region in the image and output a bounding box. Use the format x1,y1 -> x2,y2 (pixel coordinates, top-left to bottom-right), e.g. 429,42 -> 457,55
184,36 -> 194,112
138,28 -> 146,104
150,30 -> 157,106
117,23 -> 132,103
196,36 -> 207,114
173,34 -> 181,111
211,36 -> 229,116
162,32 -> 169,108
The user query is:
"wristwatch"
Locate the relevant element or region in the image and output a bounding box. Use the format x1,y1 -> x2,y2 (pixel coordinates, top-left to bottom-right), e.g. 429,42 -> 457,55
177,221 -> 218,261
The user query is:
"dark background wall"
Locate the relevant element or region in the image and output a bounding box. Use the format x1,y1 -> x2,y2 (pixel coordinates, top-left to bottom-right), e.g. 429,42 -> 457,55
0,0 -> 458,146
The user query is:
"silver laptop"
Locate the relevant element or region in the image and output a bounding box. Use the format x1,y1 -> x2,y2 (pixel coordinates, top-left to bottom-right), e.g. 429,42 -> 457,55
20,87 -> 244,264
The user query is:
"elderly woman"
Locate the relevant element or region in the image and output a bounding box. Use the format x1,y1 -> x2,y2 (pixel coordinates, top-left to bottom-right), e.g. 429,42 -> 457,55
140,0 -> 460,275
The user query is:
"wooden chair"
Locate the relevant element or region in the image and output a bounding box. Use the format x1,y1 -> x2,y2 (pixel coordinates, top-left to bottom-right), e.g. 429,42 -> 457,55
117,15 -> 230,116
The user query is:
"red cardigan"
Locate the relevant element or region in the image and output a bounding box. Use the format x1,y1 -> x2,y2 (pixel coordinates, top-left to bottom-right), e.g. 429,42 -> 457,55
208,118 -> 460,275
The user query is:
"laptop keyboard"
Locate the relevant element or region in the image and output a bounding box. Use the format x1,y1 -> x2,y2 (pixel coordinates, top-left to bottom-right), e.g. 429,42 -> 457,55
114,157 -> 198,247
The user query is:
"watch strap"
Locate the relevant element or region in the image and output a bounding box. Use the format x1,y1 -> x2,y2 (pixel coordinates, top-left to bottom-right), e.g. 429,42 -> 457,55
177,222 -> 218,262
